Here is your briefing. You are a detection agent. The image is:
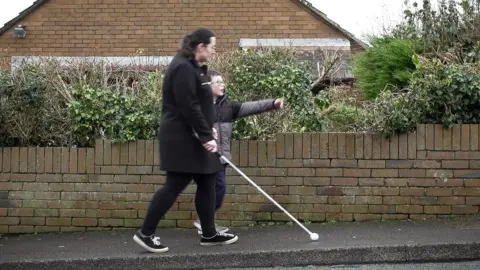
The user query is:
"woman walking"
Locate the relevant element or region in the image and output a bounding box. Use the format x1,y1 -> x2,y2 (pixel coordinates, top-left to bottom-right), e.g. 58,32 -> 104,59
133,27 -> 238,253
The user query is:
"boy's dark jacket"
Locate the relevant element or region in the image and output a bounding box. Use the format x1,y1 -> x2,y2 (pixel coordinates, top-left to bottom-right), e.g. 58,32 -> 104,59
214,94 -> 276,163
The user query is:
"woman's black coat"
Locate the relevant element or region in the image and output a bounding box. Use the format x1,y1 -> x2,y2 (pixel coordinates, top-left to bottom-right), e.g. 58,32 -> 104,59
158,53 -> 222,175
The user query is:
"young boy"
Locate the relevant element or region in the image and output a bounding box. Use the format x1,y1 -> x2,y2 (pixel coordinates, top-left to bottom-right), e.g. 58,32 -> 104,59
193,69 -> 284,234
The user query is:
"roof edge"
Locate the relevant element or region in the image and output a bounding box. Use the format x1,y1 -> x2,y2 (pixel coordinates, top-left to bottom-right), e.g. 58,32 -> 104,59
0,0 -> 49,36
293,0 -> 370,50
0,0 -> 370,51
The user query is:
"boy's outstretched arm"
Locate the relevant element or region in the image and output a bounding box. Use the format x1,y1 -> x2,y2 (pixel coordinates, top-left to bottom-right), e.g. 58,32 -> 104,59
233,98 -> 284,120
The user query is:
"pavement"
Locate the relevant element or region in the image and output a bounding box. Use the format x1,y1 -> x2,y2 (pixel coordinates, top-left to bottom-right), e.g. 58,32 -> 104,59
224,260 -> 480,270
0,216 -> 479,270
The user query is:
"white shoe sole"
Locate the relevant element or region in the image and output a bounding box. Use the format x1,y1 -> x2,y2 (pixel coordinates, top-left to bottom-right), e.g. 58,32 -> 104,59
200,235 -> 239,246
197,227 -> 230,235
133,235 -> 169,253
194,222 -> 229,235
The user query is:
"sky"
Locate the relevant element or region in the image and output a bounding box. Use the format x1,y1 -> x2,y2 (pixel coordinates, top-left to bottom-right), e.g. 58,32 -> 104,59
0,0 -> 414,42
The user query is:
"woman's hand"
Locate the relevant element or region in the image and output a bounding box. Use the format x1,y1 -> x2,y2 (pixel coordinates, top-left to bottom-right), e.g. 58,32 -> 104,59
203,140 -> 218,153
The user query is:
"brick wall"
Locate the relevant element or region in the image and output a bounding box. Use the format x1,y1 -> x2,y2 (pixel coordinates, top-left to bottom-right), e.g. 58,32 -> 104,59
0,0 -> 358,59
1,124 -> 479,234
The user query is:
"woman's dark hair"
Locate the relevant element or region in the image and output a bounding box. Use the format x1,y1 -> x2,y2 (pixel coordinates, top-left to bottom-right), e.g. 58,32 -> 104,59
178,27 -> 215,59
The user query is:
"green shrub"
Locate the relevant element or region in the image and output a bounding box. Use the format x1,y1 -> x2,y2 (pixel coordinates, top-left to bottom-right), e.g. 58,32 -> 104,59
69,85 -> 119,147
364,58 -> 480,137
411,59 -> 480,126
0,71 -> 10,145
215,47 -> 325,140
0,58 -> 164,147
0,63 -> 71,146
324,104 -> 366,132
69,71 -> 163,147
353,37 -> 416,99
362,90 -> 421,137
391,0 -> 480,61
361,0 -> 480,137
1,49 -> 327,146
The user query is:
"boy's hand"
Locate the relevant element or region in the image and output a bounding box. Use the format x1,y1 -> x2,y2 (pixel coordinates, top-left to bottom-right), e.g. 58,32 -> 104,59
274,98 -> 284,109
212,128 -> 218,140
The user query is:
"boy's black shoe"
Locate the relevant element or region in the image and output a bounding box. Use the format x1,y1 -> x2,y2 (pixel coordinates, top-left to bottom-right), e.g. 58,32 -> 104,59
200,231 -> 239,246
133,230 -> 169,253
193,219 -> 229,235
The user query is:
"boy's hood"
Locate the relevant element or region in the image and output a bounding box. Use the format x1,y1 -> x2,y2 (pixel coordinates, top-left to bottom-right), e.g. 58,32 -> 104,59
215,94 -> 227,105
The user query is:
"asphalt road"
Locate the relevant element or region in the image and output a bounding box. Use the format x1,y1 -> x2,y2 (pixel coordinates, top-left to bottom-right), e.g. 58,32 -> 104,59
223,260 -> 480,270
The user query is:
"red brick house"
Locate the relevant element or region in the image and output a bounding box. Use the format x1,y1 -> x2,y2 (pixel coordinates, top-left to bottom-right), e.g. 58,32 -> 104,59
0,0 -> 367,79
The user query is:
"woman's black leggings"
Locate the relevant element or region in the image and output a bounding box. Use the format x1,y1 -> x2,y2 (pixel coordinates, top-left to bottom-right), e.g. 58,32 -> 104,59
141,171 -> 217,237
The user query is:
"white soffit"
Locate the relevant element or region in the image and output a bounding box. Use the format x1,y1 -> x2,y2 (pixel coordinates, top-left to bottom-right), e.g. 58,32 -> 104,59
239,38 -> 351,48
11,56 -> 174,70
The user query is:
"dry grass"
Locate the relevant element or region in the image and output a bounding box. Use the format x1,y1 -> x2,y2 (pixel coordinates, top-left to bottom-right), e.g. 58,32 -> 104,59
328,85 -> 367,106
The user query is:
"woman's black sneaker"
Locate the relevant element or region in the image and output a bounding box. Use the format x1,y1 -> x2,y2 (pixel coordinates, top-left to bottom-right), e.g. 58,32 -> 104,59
133,230 -> 169,253
200,231 -> 239,246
